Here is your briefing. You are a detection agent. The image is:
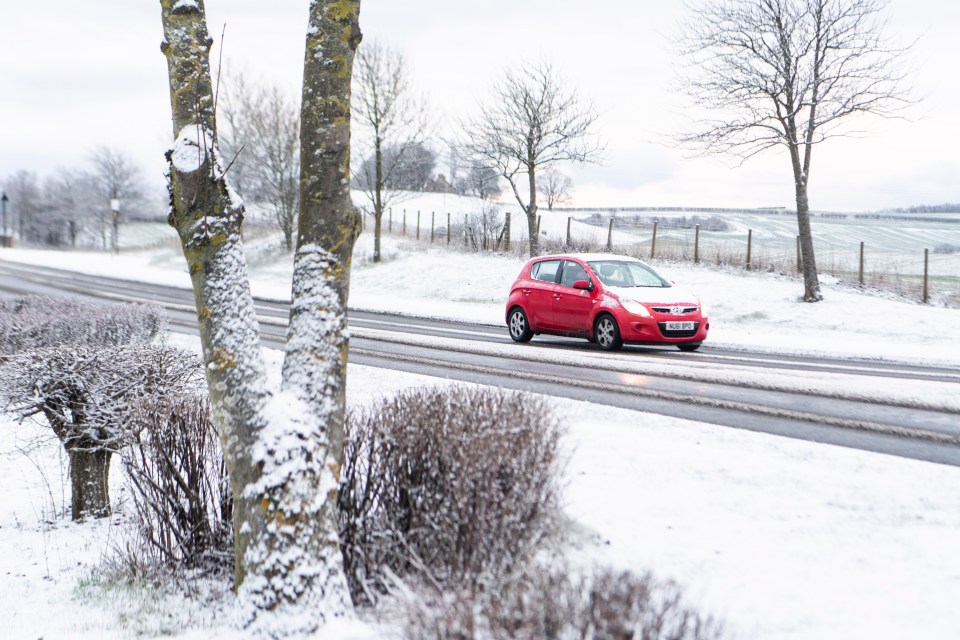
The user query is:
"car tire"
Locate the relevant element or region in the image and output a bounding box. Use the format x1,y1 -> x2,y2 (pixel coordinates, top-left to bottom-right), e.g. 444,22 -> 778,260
594,314 -> 623,351
508,307 -> 534,343
677,343 -> 701,352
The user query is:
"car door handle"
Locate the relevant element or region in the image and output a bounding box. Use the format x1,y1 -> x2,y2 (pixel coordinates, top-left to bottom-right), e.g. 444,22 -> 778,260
553,294 -> 562,300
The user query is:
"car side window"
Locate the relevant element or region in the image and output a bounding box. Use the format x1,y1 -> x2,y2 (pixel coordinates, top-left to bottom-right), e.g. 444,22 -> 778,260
559,261 -> 589,288
531,259 -> 562,283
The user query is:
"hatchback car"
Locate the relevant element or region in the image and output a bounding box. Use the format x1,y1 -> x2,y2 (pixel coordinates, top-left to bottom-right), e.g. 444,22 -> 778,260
505,253 -> 709,351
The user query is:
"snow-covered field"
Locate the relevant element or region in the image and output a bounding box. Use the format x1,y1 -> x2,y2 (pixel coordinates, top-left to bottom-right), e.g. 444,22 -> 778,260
2,218 -> 960,639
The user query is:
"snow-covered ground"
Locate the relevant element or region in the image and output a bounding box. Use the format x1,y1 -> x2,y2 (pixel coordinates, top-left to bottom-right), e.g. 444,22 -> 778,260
2,223 -> 959,639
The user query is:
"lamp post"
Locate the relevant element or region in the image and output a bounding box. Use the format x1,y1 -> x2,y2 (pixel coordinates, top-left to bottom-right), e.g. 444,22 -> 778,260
1,191 -> 8,238
110,198 -> 120,254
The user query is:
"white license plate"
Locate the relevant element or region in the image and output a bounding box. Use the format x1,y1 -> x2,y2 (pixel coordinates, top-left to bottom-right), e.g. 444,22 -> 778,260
666,321 -> 694,331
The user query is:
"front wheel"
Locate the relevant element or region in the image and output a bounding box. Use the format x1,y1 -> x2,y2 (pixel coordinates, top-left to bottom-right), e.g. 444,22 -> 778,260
677,343 -> 701,352
594,314 -> 623,351
508,307 -> 533,343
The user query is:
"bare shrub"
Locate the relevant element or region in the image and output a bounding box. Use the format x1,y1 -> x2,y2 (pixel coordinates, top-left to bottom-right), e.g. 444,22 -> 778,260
401,563 -> 726,640
339,385 -> 564,605
0,295 -> 164,354
120,395 -> 233,574
462,207 -> 507,251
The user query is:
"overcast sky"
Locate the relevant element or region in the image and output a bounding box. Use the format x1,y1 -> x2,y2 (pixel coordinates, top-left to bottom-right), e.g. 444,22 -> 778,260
1,0 -> 957,211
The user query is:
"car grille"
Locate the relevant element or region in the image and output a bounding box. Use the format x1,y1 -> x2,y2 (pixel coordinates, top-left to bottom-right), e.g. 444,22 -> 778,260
651,306 -> 699,314
657,321 -> 700,338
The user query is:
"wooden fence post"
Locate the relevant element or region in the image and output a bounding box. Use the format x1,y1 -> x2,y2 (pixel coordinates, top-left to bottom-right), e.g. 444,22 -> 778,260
504,211 -> 511,250
859,241 -> 865,287
402,209 -> 407,236
447,212 -> 451,244
416,211 -> 421,240
430,211 -> 435,243
565,217 -> 572,246
650,220 -> 658,259
746,229 -> 753,271
389,208 -> 393,233
694,224 -> 700,264
923,248 -> 929,304
607,217 -> 614,250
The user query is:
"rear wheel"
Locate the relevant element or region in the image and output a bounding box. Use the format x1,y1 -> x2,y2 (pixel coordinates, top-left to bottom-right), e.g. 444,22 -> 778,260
508,307 -> 533,343
594,314 -> 623,351
677,343 -> 701,352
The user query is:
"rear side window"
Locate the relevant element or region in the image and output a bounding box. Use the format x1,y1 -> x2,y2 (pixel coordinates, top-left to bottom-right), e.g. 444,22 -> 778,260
531,259 -> 562,283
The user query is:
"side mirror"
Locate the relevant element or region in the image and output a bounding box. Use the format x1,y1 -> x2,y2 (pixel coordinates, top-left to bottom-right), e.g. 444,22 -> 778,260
573,279 -> 592,291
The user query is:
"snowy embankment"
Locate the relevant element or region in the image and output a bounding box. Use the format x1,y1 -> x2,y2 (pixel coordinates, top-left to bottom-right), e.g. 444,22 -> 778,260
1,221 -> 959,639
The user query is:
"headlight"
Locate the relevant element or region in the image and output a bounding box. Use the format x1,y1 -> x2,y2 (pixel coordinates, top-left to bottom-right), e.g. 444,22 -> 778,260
621,299 -> 650,317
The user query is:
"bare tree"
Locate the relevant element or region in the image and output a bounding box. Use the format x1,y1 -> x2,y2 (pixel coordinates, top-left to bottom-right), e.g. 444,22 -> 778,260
159,0 -> 361,633
3,170 -> 42,242
677,0 -> 912,302
460,62 -> 602,257
539,169 -> 573,210
352,39 -> 430,262
42,168 -> 102,247
89,146 -> 147,251
220,73 -> 301,250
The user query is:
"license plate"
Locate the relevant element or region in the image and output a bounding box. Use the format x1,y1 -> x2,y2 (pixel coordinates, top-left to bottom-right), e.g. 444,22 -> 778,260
666,321 -> 694,331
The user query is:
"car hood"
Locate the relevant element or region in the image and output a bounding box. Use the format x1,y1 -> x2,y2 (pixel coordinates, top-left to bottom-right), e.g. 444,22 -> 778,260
605,285 -> 700,305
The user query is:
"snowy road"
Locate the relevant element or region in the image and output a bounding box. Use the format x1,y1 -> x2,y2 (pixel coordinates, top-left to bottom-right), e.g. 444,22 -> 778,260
2,259 -> 959,466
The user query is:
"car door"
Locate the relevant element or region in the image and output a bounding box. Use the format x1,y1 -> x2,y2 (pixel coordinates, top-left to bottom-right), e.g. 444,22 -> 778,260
553,260 -> 596,333
525,259 -> 563,330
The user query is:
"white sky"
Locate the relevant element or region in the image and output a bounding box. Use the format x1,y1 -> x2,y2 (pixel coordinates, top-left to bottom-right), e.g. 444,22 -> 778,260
1,0 -> 957,211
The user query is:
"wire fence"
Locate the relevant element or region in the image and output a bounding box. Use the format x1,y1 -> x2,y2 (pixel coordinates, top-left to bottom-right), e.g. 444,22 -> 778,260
365,207 -> 960,308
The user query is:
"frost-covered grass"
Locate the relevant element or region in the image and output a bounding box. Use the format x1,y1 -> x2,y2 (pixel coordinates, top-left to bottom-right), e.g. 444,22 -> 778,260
2,201 -> 960,638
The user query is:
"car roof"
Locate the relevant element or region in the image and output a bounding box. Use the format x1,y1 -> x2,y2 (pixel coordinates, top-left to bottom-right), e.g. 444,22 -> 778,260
529,253 -> 642,263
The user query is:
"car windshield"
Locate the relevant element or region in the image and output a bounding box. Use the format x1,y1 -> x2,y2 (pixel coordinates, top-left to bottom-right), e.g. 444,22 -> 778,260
587,260 -> 671,288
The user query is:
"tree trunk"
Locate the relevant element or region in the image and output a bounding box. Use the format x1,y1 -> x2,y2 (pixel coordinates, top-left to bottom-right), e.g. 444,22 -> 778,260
374,135 -> 384,263
68,448 -> 112,520
526,207 -> 539,257
160,1 -> 313,631
526,158 -> 539,257
374,209 -> 382,262
791,165 -> 822,302
274,0 -> 362,630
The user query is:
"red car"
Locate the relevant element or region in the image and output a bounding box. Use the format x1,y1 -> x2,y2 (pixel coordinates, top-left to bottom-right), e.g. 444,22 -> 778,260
505,253 -> 709,351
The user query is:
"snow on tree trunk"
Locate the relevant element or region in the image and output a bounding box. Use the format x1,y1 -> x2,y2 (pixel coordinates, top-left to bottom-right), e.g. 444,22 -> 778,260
273,0 -> 363,624
160,0 -> 361,634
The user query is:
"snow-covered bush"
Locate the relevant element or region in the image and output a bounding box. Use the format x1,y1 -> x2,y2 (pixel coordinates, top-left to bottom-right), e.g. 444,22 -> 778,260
0,294 -> 164,354
400,564 -> 726,640
339,386 -> 564,605
120,395 -> 232,574
0,345 -> 204,519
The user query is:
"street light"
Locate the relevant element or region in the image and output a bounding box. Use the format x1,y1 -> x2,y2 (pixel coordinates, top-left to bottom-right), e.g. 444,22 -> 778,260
110,198 -> 120,254
1,192 -> 9,246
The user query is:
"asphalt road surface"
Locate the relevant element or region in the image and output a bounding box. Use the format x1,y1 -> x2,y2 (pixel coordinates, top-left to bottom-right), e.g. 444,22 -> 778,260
3,258 -> 958,466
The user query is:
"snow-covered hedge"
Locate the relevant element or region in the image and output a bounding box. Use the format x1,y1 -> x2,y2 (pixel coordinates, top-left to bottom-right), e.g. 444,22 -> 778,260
401,564 -> 726,640
339,386 -> 564,605
0,295 -> 164,354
